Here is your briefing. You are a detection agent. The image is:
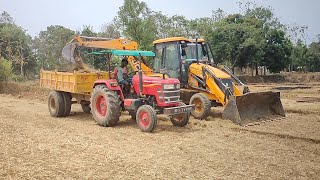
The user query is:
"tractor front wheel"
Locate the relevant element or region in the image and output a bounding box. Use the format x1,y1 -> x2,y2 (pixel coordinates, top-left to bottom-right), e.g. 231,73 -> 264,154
136,105 -> 157,132
170,102 -> 190,127
189,93 -> 211,120
90,85 -> 121,127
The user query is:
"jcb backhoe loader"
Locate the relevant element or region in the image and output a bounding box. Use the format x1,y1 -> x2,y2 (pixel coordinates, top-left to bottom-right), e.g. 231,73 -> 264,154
152,37 -> 285,125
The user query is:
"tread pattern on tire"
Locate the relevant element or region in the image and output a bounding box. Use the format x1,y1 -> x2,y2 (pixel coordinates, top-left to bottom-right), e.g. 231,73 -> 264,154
48,91 -> 65,117
61,92 -> 72,117
136,105 -> 157,132
90,85 -> 121,127
190,93 -> 211,119
81,101 -> 91,114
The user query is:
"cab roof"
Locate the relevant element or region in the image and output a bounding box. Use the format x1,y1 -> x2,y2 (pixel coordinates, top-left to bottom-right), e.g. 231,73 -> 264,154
153,37 -> 205,44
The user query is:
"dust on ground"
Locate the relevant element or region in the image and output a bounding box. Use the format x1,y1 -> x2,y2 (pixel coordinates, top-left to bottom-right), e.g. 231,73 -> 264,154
0,79 -> 320,179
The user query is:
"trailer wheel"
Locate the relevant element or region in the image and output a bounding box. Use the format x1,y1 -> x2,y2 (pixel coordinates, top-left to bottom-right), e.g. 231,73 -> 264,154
61,92 -> 72,117
90,85 -> 121,127
48,91 -> 64,117
136,105 -> 157,132
189,93 -> 211,119
170,102 -> 190,127
81,101 -> 91,114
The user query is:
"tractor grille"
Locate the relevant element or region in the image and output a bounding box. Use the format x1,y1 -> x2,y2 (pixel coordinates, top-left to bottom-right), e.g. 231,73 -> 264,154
158,84 -> 180,103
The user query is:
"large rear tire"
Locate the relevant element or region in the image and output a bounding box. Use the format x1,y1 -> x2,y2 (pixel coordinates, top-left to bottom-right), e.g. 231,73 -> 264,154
170,102 -> 190,127
136,105 -> 157,132
189,93 -> 211,119
48,91 -> 64,117
90,85 -> 121,127
61,92 -> 72,117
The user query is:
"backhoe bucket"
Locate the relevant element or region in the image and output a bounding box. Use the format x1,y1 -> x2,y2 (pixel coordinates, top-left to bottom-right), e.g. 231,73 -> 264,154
62,43 -> 76,63
222,91 -> 285,126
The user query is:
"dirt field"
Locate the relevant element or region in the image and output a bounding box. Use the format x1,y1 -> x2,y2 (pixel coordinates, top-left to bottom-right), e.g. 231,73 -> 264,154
0,81 -> 320,179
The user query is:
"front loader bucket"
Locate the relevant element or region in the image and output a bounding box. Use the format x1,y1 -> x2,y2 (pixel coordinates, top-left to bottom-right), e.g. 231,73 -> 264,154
222,91 -> 285,126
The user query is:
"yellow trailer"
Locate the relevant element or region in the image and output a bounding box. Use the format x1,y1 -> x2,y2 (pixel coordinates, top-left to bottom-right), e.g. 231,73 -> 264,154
40,70 -> 110,116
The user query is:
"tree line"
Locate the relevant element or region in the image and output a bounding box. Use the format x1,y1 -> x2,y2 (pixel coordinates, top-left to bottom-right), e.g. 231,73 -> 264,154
0,0 -> 319,81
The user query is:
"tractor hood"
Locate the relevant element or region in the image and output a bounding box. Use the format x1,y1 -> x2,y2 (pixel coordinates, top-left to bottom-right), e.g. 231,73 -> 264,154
189,63 -> 231,79
132,75 -> 180,85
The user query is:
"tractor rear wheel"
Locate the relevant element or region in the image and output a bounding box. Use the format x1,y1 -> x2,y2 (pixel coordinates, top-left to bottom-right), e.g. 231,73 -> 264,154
136,105 -> 157,132
48,91 -> 64,117
81,101 -> 91,114
90,85 -> 121,127
61,92 -> 72,117
170,102 -> 190,127
189,93 -> 211,119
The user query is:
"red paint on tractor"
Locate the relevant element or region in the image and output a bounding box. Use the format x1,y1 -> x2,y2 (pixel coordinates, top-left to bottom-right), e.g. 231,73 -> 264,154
138,110 -> 151,128
131,75 -> 181,107
94,79 -> 125,100
95,95 -> 107,118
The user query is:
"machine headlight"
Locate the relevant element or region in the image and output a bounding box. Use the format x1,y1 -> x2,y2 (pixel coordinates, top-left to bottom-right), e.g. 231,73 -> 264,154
176,83 -> 180,89
163,84 -> 175,90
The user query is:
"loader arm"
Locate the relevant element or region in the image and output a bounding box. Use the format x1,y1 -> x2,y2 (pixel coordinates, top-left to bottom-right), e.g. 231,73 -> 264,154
188,63 -> 242,105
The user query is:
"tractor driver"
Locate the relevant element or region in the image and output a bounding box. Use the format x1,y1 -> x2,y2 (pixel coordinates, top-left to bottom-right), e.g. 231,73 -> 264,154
114,58 -> 131,93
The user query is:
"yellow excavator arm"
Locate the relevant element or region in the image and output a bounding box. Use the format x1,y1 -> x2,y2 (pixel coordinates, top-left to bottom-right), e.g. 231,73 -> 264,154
62,35 -> 152,73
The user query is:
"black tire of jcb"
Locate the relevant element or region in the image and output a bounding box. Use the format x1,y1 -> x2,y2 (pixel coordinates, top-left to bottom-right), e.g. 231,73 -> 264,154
90,85 -> 121,127
189,93 -> 211,120
136,105 -> 157,132
81,101 -> 91,114
61,92 -> 72,117
170,102 -> 190,127
48,91 -> 65,117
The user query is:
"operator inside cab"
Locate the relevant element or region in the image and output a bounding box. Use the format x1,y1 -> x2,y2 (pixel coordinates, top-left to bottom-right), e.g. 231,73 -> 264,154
114,58 -> 131,93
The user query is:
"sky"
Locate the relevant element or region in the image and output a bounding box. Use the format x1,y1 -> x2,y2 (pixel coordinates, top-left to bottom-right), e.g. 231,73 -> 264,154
0,0 -> 319,43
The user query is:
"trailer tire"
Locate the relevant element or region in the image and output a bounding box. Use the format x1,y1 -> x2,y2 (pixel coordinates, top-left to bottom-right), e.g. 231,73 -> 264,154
81,101 -> 91,114
91,85 -> 121,127
136,105 -> 157,132
189,93 -> 211,119
48,91 -> 65,117
170,102 -> 190,127
61,92 -> 72,117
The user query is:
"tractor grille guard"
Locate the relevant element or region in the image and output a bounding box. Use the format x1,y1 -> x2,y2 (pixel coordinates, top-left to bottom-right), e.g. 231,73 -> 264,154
158,84 -> 181,103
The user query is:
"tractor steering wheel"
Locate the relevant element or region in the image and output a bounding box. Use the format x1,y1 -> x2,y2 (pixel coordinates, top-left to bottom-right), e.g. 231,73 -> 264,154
127,71 -> 139,77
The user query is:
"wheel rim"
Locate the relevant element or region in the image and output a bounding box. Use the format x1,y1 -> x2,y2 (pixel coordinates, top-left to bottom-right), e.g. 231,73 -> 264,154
139,111 -> 150,128
173,114 -> 184,122
95,95 -> 107,117
192,98 -> 203,113
50,97 -> 56,111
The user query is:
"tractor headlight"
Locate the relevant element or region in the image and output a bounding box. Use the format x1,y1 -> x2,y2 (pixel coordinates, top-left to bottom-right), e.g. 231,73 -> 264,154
176,83 -> 180,89
163,84 -> 175,90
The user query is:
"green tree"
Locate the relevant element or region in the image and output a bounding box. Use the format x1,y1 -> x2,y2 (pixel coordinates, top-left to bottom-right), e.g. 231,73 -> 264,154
264,29 -> 292,73
0,57 -> 14,81
0,11 -> 33,77
115,0 -> 156,50
305,41 -> 320,72
291,39 -> 308,71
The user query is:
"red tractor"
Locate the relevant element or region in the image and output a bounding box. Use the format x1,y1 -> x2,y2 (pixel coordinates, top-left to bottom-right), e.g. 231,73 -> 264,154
89,50 -> 194,132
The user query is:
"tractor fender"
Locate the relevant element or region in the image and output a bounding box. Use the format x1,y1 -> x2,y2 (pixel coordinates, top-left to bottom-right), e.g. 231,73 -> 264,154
93,79 -> 125,100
